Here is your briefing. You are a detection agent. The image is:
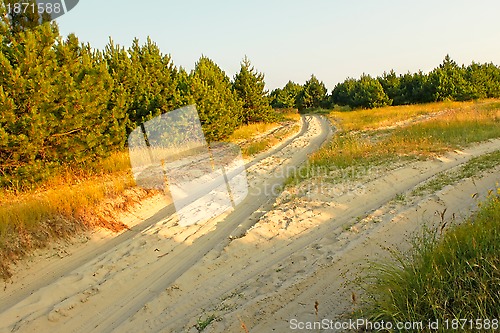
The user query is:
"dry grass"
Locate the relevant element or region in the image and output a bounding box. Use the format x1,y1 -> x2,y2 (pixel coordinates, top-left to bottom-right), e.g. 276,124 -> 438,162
229,110 -> 301,143
285,99 -> 500,185
0,151 -> 157,280
282,112 -> 302,122
240,123 -> 301,157
330,100 -> 477,132
230,111 -> 302,157
229,122 -> 281,142
311,100 -> 500,170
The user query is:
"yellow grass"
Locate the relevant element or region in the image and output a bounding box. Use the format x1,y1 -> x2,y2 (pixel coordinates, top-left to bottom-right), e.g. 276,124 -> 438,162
229,122 -> 281,142
0,151 -> 151,280
229,110 -> 301,143
229,111 -> 302,157
330,100 -> 477,132
283,112 -> 301,122
308,99 -> 500,172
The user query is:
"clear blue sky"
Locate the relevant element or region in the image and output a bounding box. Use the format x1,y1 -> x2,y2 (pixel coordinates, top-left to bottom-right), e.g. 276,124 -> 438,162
56,0 -> 500,90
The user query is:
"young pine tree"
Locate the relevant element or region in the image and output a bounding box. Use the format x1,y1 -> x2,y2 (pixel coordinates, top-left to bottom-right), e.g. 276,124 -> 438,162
0,22 -> 61,186
270,80 -> 302,109
188,56 -> 243,141
126,38 -> 180,128
297,75 -> 328,110
233,56 -> 275,124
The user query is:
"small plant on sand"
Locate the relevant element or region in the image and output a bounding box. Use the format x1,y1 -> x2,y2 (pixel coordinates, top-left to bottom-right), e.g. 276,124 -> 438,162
195,314 -> 216,332
394,193 -> 406,203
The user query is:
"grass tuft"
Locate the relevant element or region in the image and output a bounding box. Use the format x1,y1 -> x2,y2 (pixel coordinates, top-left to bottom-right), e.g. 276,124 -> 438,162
196,314 -> 216,332
363,192 -> 500,330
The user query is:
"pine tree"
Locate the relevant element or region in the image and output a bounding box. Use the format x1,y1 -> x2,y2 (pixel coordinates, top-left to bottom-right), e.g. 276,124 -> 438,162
188,56 -> 243,141
0,22 -> 61,186
378,70 -> 399,105
483,63 -> 500,98
297,75 -> 328,110
126,38 -> 180,127
331,75 -> 390,109
48,34 -> 125,164
232,56 -> 275,124
0,23 -> 127,188
331,78 -> 357,107
354,74 -> 391,108
429,55 -> 469,101
270,81 -> 302,109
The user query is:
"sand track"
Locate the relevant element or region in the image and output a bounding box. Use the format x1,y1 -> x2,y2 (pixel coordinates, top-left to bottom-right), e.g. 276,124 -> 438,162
0,115 -> 332,333
1,117 -> 498,333
155,139 -> 500,333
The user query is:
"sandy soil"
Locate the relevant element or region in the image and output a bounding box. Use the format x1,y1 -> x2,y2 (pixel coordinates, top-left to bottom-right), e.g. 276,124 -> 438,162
0,115 -> 498,333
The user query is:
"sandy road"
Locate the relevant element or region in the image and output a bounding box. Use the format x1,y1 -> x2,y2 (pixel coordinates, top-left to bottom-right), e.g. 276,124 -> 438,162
0,115 -> 332,333
141,138 -> 499,333
0,116 -> 310,314
1,115 -> 498,333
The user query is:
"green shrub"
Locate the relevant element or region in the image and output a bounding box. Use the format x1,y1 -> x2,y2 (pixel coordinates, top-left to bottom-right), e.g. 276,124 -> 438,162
365,193 -> 500,331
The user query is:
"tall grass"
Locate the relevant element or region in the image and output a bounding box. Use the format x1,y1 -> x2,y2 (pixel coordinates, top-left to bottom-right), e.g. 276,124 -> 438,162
310,100 -> 500,171
0,152 -> 148,280
1,151 -> 133,196
229,122 -> 281,142
364,192 -> 500,330
330,100 -> 476,132
389,106 -> 500,149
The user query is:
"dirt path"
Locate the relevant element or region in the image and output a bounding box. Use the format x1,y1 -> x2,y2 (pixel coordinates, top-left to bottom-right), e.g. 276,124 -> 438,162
0,116 -> 308,315
232,141 -> 500,333
141,138 -> 498,333
0,115 -> 332,333
1,117 -> 498,333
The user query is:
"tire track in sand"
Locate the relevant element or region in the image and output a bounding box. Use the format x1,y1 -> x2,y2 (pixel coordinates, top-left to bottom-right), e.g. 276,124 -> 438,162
0,115 -> 332,333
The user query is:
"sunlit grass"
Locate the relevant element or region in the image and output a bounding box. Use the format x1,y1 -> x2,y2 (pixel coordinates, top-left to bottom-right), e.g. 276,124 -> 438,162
330,100 -> 479,132
231,111 -> 301,157
363,192 -> 500,329
0,151 -> 147,280
284,100 -> 500,186
240,122 -> 301,157
310,100 -> 500,171
389,106 -> 500,148
282,112 -> 302,122
1,151 -> 133,197
229,110 -> 301,143
0,172 -> 134,237
229,122 -> 281,142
